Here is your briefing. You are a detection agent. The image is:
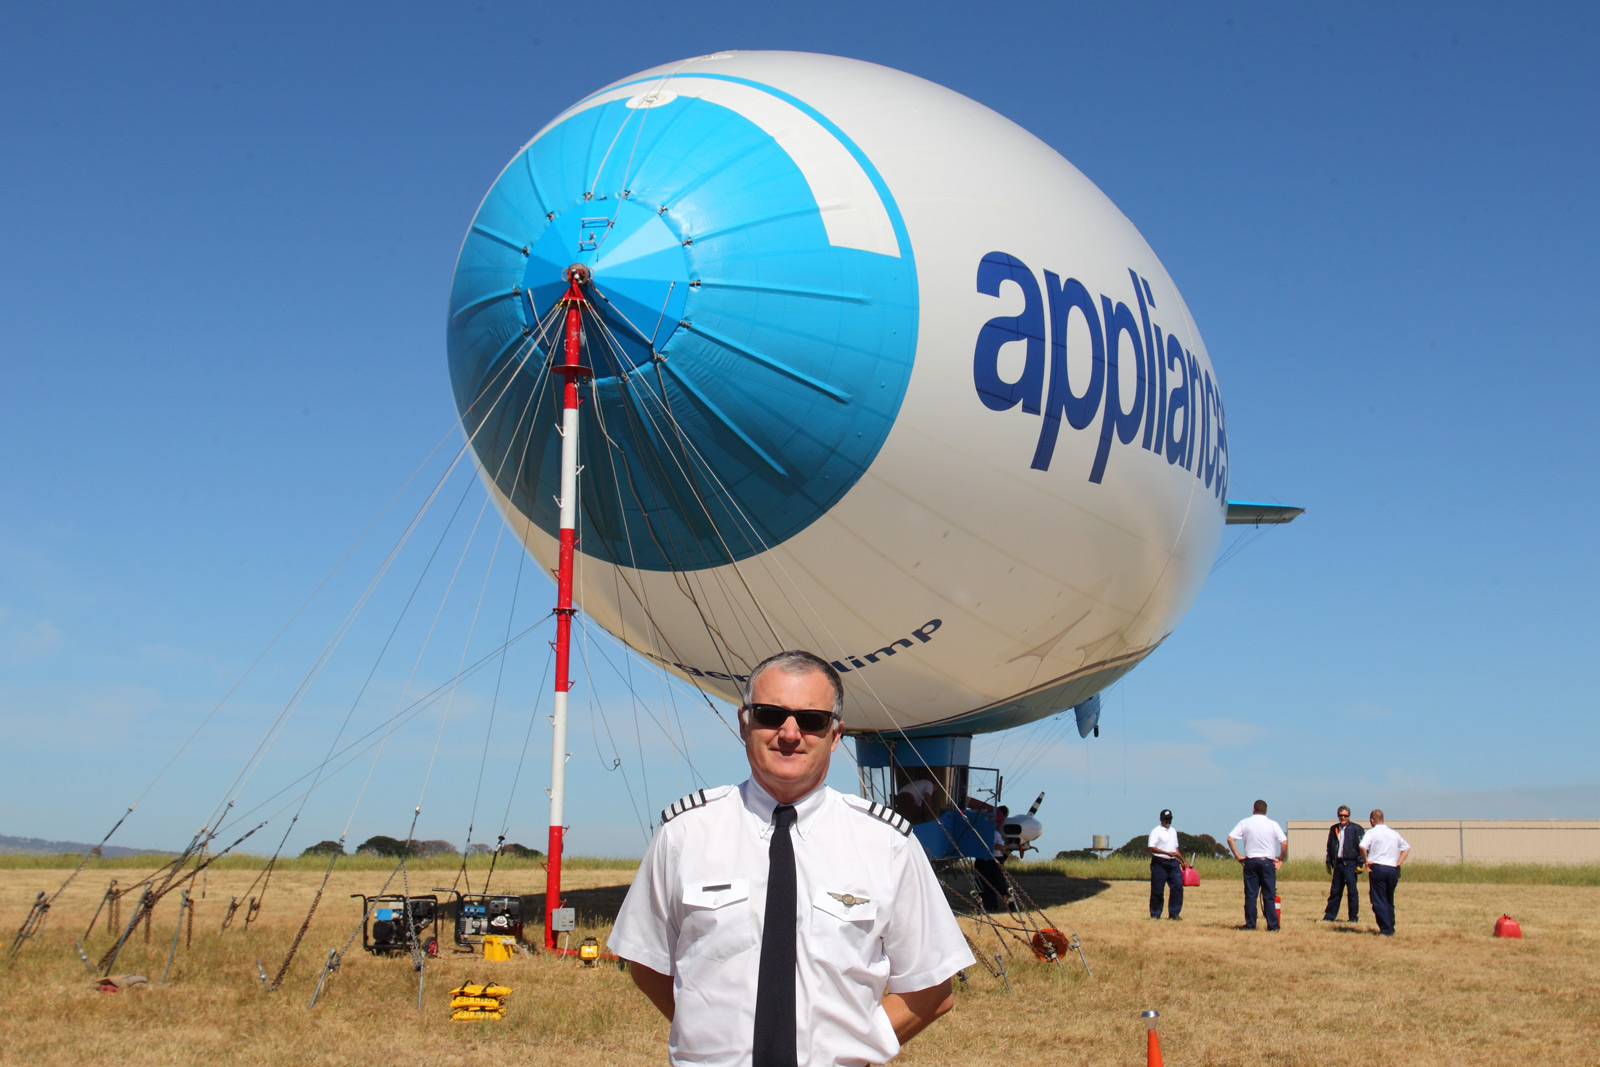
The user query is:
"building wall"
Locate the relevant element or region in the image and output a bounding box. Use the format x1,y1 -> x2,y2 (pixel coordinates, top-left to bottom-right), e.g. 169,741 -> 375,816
1285,820 -> 1600,865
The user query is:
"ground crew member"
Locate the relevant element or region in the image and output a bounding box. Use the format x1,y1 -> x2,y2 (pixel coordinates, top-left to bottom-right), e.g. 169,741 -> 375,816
1147,808 -> 1185,919
1227,799 -> 1287,931
1359,809 -> 1410,936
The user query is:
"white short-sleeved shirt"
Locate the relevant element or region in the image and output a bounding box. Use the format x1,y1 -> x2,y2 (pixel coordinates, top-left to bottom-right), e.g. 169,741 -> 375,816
609,779 -> 975,1067
1361,824 -> 1410,866
1228,814 -> 1287,858
1148,825 -> 1179,856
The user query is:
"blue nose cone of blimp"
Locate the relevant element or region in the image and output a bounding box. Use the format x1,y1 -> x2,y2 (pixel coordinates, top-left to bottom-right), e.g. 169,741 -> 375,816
447,77 -> 919,571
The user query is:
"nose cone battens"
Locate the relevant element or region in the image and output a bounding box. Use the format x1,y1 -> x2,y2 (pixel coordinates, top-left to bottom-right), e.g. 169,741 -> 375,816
523,200 -> 691,372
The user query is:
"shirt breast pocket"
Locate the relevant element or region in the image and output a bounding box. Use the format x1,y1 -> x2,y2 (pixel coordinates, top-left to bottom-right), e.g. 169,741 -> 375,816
680,879 -> 757,962
808,888 -> 879,963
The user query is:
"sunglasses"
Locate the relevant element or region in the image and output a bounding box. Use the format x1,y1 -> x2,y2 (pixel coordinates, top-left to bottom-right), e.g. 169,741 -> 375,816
743,703 -> 838,734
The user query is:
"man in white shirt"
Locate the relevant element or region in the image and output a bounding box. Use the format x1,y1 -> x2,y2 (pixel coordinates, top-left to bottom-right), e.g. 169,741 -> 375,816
1358,809 -> 1411,936
1147,809 -> 1184,920
1227,799 -> 1287,931
609,650 -> 975,1067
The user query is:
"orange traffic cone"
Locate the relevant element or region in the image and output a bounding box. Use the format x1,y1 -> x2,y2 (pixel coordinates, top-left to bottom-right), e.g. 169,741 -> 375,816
1275,894 -> 1282,923
1142,1010 -> 1163,1067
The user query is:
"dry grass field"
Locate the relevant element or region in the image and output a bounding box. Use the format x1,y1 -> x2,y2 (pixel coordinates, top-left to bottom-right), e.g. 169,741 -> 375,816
3,859 -> 1597,1066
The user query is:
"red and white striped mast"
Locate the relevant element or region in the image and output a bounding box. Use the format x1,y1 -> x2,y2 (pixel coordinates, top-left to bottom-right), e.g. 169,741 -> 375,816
544,263 -> 591,951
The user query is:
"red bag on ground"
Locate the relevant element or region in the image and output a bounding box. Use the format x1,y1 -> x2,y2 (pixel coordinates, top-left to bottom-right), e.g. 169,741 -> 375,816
1182,866 -> 1200,887
1494,914 -> 1522,938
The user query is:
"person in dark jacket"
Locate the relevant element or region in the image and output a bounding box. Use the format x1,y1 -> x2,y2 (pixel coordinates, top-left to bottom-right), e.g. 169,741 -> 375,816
1322,805 -> 1363,921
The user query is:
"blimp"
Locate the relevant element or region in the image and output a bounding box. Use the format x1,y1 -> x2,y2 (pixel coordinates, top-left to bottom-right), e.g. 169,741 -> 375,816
445,51 -> 1298,903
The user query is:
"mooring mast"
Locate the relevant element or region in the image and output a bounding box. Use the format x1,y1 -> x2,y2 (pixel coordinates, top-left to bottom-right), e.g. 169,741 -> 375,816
543,263 -> 591,951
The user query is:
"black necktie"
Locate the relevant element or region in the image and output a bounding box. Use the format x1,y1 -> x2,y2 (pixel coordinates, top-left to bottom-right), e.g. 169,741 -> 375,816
752,804 -> 798,1067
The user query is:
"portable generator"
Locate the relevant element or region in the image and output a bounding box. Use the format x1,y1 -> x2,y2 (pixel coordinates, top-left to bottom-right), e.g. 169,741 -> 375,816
436,889 -> 523,950
351,893 -> 439,957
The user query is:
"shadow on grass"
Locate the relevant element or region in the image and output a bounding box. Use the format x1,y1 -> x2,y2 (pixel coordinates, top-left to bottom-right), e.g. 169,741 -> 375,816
519,885 -> 633,928
1005,872 -> 1112,909
507,873 -> 1112,929
938,869 -> 1113,916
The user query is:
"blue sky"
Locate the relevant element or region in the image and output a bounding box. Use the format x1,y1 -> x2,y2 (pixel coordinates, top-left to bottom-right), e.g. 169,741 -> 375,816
2,2 -> 1596,859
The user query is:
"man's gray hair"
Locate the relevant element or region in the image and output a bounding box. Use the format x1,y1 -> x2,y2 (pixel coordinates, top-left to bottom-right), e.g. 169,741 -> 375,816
742,650 -> 844,719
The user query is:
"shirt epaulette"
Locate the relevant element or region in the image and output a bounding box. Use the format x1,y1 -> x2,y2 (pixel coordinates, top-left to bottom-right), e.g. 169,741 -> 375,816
660,785 -> 733,825
843,794 -> 912,837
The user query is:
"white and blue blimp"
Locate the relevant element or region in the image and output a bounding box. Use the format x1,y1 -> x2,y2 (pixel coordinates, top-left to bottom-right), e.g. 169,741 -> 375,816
446,52 -> 1297,853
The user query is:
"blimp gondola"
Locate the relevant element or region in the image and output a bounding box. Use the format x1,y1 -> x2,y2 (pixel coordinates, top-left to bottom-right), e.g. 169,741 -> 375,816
445,51 -> 1297,936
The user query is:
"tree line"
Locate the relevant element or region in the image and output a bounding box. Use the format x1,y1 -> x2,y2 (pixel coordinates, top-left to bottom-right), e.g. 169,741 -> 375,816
298,837 -> 544,859
1055,830 -> 1230,861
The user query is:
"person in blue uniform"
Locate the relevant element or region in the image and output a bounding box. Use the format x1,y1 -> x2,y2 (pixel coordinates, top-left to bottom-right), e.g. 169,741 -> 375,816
1147,809 -> 1184,919
1359,810 -> 1411,936
1227,799 -> 1287,931
1322,805 -> 1363,922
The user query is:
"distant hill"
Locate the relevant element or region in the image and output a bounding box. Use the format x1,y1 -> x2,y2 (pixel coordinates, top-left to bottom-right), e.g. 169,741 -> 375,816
0,833 -> 174,858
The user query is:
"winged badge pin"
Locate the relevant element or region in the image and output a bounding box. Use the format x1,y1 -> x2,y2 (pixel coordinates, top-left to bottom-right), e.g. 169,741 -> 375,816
827,892 -> 870,910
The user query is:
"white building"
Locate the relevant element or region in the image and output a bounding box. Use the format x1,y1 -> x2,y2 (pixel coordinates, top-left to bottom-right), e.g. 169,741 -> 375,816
1286,820 -> 1600,865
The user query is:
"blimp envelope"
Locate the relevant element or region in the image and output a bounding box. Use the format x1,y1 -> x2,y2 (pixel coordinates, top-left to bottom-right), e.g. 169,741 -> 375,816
447,51 -> 1231,739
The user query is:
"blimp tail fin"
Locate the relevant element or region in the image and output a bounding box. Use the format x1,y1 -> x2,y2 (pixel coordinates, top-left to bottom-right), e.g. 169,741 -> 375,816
1073,694 -> 1101,738
1225,501 -> 1304,526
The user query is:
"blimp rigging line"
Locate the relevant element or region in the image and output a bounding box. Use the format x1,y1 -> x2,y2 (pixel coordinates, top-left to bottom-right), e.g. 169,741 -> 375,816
4,399 -> 510,962
7,363 -> 552,964
256,299 -> 674,990
203,392 -> 556,978
255,308 -> 563,947
10,347 -> 741,989
269,297 -> 583,981
12,296 -> 588,979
